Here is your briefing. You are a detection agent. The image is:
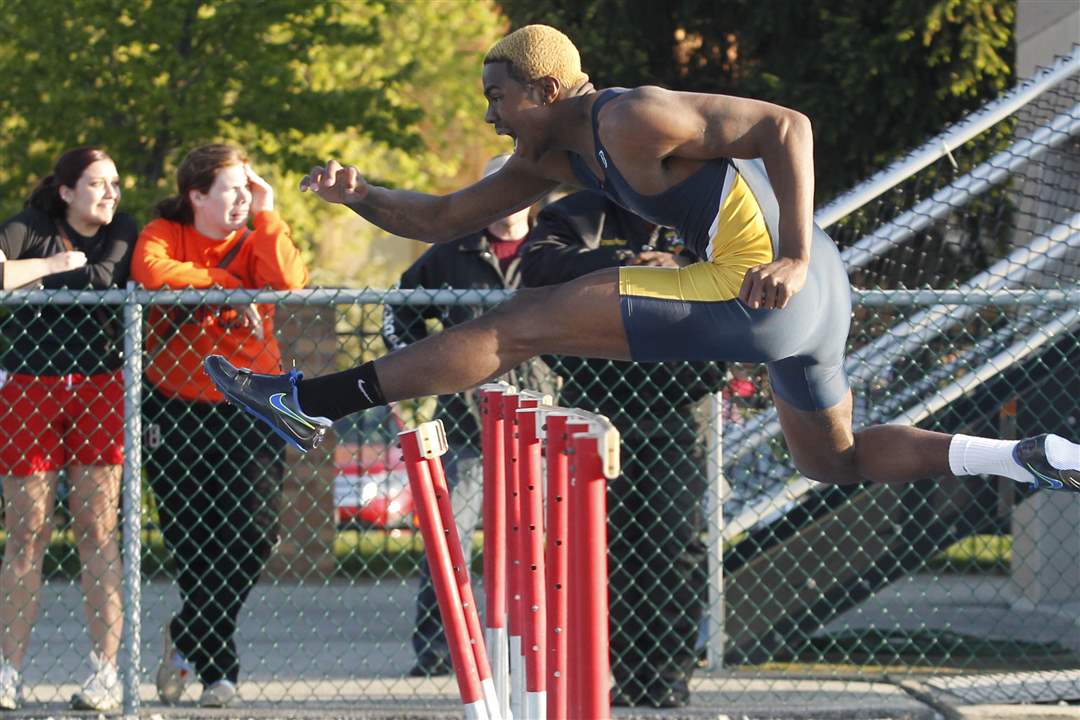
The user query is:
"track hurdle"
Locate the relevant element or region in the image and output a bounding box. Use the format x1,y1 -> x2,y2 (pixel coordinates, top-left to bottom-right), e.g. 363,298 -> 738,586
405,394 -> 620,720
399,422 -> 501,720
479,383 -> 511,720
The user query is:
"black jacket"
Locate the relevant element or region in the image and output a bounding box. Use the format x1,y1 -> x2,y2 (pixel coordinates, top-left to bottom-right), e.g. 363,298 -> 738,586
382,231 -> 522,446
521,191 -> 725,437
0,207 -> 137,374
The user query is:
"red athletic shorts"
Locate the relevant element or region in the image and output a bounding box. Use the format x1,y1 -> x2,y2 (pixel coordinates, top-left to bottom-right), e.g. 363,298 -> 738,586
0,370 -> 124,475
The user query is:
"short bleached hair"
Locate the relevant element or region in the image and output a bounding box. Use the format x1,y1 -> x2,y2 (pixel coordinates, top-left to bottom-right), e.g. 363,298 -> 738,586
484,25 -> 589,92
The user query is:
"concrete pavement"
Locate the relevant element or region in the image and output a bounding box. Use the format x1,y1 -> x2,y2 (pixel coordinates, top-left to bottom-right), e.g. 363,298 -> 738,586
3,573 -> 1080,719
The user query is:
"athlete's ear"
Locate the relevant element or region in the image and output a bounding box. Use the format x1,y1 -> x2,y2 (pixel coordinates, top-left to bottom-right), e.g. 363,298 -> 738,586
534,76 -> 561,105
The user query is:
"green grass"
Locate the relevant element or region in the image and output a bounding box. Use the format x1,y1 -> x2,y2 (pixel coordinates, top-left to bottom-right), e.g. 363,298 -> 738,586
0,529 -> 1009,580
926,534 -> 1011,574
0,528 -> 484,581
333,529 -> 485,579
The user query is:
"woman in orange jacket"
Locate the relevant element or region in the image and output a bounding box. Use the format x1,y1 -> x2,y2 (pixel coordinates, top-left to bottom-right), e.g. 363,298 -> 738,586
131,144 -> 308,709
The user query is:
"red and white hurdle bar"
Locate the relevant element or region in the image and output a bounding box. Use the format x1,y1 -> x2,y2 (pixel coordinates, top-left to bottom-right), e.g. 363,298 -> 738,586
399,384 -> 620,720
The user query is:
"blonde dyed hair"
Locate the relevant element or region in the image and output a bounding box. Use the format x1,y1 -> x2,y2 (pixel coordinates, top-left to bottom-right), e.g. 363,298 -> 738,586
484,25 -> 589,92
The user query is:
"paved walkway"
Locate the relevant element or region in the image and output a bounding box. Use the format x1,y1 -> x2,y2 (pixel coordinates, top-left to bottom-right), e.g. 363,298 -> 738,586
3,574 -> 1080,718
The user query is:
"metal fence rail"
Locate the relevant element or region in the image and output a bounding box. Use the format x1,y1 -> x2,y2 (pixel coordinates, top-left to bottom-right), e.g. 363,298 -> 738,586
0,284 -> 1078,716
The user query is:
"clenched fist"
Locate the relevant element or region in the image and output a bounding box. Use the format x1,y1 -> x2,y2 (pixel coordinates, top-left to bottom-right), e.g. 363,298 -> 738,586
299,159 -> 370,206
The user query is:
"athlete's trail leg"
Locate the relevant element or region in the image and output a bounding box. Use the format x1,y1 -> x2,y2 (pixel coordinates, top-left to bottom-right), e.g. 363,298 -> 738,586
775,391 -> 954,485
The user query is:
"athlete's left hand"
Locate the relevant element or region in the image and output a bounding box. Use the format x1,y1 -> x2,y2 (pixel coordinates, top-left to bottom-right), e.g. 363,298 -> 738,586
739,257 -> 808,310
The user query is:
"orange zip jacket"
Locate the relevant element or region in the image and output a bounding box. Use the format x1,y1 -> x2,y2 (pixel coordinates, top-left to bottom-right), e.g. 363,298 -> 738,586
132,210 -> 309,404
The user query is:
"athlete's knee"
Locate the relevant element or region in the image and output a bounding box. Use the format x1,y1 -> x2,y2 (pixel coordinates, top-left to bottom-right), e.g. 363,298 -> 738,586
791,445 -> 862,485
483,285 -> 561,352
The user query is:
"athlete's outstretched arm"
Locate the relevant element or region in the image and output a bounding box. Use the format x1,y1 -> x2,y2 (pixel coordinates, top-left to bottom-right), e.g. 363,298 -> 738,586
299,156 -> 558,244
605,87 -> 815,309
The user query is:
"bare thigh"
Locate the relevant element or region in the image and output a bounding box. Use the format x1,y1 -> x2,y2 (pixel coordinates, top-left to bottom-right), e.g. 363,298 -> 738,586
773,389 -> 860,485
484,266 -> 631,360
377,268 -> 630,401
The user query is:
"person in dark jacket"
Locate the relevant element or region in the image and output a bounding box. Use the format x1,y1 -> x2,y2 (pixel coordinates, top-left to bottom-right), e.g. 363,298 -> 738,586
521,189 -> 724,708
0,147 -> 136,712
382,154 -> 530,677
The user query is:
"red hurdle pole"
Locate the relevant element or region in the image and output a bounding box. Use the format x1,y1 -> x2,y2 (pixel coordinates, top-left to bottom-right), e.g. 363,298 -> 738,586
500,389 -> 524,720
400,421 -> 490,720
563,417 -> 592,719
540,411 -> 570,720
568,413 -> 620,720
516,404 -> 549,720
479,383 -> 510,720
425,438 -> 501,720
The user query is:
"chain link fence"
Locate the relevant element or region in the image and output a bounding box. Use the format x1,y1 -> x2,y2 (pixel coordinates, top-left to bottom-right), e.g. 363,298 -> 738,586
0,49 -> 1077,717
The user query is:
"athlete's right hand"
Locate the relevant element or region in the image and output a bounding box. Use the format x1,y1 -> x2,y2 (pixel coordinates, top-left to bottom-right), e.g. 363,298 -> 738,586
299,160 -> 370,205
48,251 -> 87,273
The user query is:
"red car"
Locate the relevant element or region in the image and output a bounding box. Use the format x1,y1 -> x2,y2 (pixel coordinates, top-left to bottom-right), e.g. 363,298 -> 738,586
332,405 -> 415,529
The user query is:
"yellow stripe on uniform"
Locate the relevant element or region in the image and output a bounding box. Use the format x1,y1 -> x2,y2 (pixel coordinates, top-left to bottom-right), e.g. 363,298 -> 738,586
619,169 -> 775,303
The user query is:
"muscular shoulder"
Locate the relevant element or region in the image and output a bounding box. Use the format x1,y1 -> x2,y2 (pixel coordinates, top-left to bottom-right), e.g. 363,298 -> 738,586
600,86 -> 699,156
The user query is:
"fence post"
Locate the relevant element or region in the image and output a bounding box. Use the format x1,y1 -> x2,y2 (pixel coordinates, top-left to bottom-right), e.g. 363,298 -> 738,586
121,282 -> 142,719
706,391 -> 728,669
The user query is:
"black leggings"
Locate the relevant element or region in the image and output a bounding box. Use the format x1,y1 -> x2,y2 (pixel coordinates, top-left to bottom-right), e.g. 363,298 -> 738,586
145,389 -> 284,685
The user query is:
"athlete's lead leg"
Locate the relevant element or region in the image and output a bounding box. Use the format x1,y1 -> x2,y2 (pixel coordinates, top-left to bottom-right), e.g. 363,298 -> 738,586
203,269 -> 629,452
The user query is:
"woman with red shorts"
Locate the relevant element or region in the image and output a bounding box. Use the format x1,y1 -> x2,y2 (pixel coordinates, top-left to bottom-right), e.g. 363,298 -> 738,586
0,147 -> 137,711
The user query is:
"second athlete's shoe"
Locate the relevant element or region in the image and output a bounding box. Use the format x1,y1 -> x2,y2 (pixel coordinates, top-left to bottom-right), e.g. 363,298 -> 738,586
203,355 -> 332,453
1013,434 -> 1080,492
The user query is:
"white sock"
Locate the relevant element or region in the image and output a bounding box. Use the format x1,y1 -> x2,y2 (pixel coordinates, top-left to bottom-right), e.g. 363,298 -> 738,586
1044,434 -> 1080,471
948,434 -> 1030,484
949,433 -> 1080,485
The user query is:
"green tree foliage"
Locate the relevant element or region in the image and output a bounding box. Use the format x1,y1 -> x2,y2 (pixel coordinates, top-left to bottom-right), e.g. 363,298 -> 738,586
0,0 -> 509,285
498,0 -> 1015,202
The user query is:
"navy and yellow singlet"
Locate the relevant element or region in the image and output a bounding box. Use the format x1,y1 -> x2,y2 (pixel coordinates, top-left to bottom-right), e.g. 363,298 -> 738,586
568,88 -> 852,412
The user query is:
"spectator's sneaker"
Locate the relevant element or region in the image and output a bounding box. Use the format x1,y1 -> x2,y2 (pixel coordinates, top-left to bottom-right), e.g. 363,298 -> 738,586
199,679 -> 237,708
70,652 -> 121,711
203,355 -> 332,453
156,621 -> 194,704
1013,434 -> 1080,492
0,661 -> 21,710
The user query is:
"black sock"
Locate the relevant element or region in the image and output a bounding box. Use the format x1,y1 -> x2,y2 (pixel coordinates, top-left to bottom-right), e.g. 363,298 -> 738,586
296,361 -> 387,420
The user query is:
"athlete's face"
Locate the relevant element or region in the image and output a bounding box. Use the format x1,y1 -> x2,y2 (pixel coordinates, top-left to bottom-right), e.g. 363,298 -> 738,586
482,62 -> 550,158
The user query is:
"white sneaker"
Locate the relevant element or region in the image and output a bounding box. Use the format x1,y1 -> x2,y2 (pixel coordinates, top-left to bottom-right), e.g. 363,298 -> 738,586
155,621 -> 194,704
0,661 -> 21,711
70,652 -> 121,711
199,679 -> 237,708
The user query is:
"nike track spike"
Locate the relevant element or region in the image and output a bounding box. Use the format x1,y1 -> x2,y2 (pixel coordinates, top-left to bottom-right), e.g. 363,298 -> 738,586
1013,434 -> 1080,492
203,355 -> 332,453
